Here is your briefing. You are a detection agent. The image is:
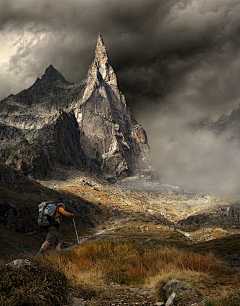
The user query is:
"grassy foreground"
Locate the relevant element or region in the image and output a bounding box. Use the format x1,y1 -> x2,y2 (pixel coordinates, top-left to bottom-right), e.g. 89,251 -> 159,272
0,239 -> 240,305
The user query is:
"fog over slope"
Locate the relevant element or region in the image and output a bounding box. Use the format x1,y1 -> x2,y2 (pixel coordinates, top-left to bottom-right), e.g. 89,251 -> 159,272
1,0 -> 240,194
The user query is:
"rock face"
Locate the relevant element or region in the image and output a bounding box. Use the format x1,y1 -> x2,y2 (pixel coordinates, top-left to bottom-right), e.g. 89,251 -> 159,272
228,201 -> 240,221
0,34 -> 156,180
74,34 -> 154,177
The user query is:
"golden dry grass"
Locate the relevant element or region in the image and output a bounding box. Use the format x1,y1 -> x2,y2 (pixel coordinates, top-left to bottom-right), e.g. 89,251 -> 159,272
2,238 -> 237,305
46,239 -> 233,288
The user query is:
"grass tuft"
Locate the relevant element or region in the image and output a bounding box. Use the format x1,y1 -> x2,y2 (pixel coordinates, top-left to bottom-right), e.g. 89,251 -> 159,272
0,256 -> 72,306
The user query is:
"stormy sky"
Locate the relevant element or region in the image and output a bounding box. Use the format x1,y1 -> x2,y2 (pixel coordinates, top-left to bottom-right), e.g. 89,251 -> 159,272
1,0 -> 240,194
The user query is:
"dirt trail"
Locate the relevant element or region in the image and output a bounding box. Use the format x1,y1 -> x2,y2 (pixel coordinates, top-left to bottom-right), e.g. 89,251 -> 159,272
70,285 -> 157,306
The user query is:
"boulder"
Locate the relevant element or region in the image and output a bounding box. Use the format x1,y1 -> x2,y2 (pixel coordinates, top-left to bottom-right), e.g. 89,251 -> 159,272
163,279 -> 197,301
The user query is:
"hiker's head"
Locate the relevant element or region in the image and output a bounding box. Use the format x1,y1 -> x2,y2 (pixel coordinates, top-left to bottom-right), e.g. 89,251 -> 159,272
58,203 -> 65,209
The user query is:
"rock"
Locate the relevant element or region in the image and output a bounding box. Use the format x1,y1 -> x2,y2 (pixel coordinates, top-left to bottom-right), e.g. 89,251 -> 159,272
74,33 -> 156,179
6,259 -> 37,269
154,302 -> 165,306
228,201 -> 240,221
139,289 -> 151,297
165,292 -> 177,306
163,279 -> 197,301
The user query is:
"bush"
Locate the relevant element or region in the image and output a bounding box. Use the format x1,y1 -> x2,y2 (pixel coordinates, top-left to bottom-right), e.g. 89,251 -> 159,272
0,257 -> 72,306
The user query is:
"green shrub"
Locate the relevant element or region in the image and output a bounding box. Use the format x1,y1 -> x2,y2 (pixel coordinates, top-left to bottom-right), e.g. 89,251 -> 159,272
0,258 -> 72,306
205,300 -> 215,306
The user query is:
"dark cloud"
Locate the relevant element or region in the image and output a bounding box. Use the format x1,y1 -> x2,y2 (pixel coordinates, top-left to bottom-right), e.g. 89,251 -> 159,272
1,0 -> 240,193
1,0 -> 239,117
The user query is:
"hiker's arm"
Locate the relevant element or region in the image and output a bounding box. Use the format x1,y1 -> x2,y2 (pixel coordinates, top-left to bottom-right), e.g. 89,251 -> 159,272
59,207 -> 75,218
65,212 -> 75,218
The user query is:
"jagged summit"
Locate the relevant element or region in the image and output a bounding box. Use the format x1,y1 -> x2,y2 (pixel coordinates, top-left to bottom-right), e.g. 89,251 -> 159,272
82,33 -> 118,101
94,33 -> 109,67
0,64 -> 75,108
74,33 -> 155,179
34,65 -> 69,86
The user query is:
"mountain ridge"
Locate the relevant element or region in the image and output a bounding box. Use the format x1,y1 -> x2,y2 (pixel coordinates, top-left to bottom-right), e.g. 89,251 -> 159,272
0,34 -> 157,180
199,105 -> 240,142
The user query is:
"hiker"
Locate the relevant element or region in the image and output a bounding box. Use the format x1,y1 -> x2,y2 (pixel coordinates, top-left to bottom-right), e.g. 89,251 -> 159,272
36,203 -> 75,256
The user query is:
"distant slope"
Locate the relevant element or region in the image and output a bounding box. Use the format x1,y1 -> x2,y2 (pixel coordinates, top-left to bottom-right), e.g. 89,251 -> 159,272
200,106 -> 240,141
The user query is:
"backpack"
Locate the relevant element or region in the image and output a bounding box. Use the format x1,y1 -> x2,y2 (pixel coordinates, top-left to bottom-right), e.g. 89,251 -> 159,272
38,201 -> 57,228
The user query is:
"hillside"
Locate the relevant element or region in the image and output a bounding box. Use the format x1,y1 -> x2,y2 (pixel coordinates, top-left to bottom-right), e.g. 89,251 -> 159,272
0,164 -> 102,258
1,172 -> 240,306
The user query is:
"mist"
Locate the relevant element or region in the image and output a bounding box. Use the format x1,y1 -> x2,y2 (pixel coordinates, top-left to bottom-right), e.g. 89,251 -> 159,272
138,100 -> 240,196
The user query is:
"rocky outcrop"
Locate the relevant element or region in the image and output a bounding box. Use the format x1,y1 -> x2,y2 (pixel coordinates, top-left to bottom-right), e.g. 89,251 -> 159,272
0,34 -> 156,180
228,201 -> 240,221
1,111 -> 85,178
163,279 -> 197,304
200,106 -> 240,143
74,33 -> 155,178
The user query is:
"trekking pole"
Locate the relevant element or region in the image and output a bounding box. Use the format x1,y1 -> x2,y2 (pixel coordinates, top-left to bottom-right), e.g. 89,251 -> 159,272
73,218 -> 80,245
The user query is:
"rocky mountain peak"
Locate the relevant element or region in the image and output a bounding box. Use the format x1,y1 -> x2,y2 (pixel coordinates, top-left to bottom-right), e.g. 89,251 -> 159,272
0,33 -> 156,181
74,34 -> 155,179
34,65 -> 69,86
94,33 -> 109,67
83,33 -> 118,101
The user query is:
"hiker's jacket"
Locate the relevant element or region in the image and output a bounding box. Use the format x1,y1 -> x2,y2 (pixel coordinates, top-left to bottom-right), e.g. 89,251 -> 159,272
51,207 -> 68,227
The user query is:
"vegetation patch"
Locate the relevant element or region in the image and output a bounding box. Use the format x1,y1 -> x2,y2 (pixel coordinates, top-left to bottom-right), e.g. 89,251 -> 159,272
0,257 -> 72,306
0,239 -> 239,305
56,239 -> 228,285
204,290 -> 240,306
